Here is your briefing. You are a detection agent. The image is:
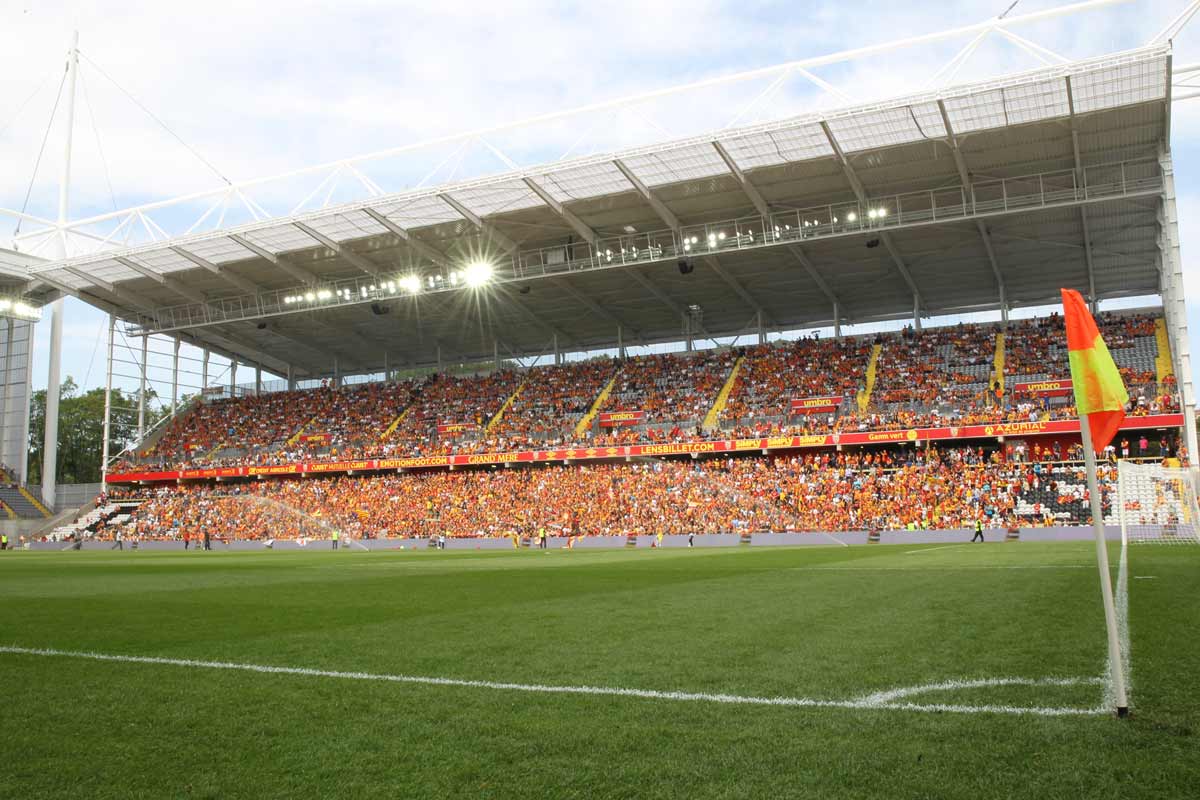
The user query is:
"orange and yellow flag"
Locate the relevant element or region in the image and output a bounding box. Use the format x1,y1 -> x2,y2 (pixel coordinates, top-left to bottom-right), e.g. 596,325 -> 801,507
1061,288 -> 1129,453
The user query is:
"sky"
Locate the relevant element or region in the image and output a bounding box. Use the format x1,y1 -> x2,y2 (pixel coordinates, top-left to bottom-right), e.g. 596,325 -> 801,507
4,0 -> 1200,400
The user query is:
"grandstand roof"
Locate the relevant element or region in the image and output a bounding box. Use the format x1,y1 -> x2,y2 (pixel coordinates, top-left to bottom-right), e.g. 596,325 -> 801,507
27,45 -> 1174,378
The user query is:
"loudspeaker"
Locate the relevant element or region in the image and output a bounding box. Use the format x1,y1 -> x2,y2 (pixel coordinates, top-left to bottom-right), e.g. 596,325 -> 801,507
519,285 -> 531,295
677,258 -> 694,275
370,303 -> 391,316
865,238 -> 881,249
256,322 -> 267,330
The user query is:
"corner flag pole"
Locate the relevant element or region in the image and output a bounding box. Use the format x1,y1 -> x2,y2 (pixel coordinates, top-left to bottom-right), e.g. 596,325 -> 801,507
1079,414 -> 1129,717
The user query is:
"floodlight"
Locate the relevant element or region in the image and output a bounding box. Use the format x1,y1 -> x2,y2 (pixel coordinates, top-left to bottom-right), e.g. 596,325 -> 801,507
846,211 -> 857,222
463,261 -> 494,287
399,276 -> 421,294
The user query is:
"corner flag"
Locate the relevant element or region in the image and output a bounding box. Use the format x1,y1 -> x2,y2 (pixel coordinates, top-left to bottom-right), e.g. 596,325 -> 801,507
1061,288 -> 1128,454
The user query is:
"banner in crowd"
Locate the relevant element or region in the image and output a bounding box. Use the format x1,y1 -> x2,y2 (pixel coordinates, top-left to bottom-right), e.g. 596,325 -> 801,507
106,414 -> 1185,484
437,423 -> 478,435
301,433 -> 332,445
1010,378 -> 1073,397
599,411 -> 645,428
789,396 -> 842,414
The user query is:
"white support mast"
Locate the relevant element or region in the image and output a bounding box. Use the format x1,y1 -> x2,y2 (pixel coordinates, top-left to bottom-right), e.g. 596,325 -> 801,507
41,30 -> 79,511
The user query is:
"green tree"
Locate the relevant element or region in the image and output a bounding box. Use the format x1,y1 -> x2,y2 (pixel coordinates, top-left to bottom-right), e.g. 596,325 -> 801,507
27,377 -> 169,485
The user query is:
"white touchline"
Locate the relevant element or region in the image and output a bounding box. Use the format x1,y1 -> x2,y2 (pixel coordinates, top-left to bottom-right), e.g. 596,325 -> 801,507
0,645 -> 1105,718
788,565 -> 1090,572
904,544 -> 971,555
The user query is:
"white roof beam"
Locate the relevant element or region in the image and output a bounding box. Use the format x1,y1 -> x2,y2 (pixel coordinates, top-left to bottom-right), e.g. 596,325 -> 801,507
613,159 -> 682,232
494,288 -> 579,349
522,178 -> 598,245
229,234 -> 321,286
170,245 -> 264,295
550,276 -> 644,343
438,193 -> 520,254
785,245 -> 841,309
115,256 -> 210,306
293,221 -> 384,278
184,328 -> 300,378
361,207 -> 453,268
259,323 -> 344,367
62,266 -> 114,293
712,141 -> 771,218
700,255 -> 777,326
624,267 -> 710,338
820,121 -> 924,311
1065,75 -> 1098,308
937,100 -> 1006,307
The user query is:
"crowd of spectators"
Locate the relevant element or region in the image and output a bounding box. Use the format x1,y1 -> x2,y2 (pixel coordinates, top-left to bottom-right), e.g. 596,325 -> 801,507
134,312 -> 1176,471
150,379 -> 420,466
720,336 -> 870,426
115,438 -> 1177,542
483,360 -> 616,448
601,350 -> 739,424
872,322 -> 997,407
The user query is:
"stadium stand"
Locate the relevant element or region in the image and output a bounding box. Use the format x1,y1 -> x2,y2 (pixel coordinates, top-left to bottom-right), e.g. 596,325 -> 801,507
0,465 -> 50,518
87,438 -> 1180,545
718,336 -> 872,434
122,311 -> 1180,474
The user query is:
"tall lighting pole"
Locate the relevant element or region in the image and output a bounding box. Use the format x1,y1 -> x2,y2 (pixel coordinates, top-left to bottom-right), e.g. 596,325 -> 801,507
41,30 -> 78,511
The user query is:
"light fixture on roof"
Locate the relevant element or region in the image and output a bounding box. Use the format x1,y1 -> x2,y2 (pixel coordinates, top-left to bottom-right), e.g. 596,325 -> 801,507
846,211 -> 857,222
0,298 -> 41,321
399,275 -> 421,294
463,261 -> 494,287
304,292 -> 316,302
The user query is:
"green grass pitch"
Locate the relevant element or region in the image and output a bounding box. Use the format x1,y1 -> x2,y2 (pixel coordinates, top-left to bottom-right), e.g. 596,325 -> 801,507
1,542 -> 1197,799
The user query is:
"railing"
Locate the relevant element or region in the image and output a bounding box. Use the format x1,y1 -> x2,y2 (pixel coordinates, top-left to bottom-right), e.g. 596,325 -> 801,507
131,157 -> 1163,336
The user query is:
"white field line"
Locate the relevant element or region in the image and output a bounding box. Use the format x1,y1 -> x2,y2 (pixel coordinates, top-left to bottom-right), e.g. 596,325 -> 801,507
0,645 -> 1104,718
904,544 -> 972,555
788,565 -> 1090,572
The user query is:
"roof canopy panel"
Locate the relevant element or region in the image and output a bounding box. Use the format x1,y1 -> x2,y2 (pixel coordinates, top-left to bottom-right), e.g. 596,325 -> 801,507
25,46 -> 1173,375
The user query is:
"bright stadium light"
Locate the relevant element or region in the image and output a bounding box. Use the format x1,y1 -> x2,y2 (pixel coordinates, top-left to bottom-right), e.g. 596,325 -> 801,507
846,211 -> 857,222
399,275 -> 421,294
463,261 -> 494,287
